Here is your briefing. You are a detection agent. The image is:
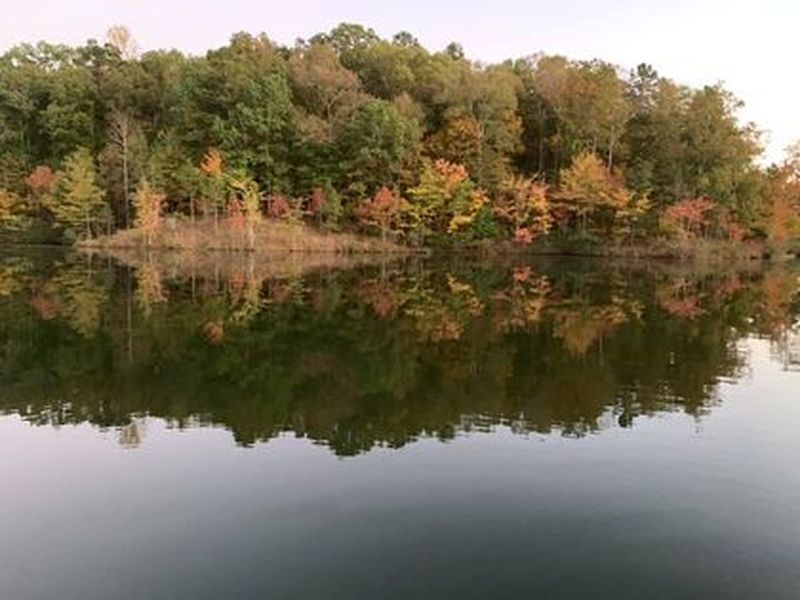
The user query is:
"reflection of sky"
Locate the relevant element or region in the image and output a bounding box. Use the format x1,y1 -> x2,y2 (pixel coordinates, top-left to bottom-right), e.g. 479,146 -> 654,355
2,0 -> 798,163
1,339 -> 800,598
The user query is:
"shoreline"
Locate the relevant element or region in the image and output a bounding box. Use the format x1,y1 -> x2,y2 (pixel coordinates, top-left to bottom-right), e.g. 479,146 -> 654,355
3,240 -> 782,263
4,221 -> 792,265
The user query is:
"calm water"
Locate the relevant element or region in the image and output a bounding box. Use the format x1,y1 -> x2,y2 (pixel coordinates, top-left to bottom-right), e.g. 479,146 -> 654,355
2,249 -> 800,599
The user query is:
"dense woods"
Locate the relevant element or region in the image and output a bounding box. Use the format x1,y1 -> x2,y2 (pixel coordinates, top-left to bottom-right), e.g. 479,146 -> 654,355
1,24 -> 800,254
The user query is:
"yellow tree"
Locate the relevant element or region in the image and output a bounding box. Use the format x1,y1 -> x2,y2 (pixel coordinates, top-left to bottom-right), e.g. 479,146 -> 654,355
0,189 -> 21,225
200,148 -> 226,229
133,179 -> 164,246
763,155 -> 800,254
424,113 -> 483,177
558,151 -> 631,234
406,159 -> 486,239
495,176 -> 553,243
229,174 -> 262,250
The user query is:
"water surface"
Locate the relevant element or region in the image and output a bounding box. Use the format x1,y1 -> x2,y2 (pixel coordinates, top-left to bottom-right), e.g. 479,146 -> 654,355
1,250 -> 799,599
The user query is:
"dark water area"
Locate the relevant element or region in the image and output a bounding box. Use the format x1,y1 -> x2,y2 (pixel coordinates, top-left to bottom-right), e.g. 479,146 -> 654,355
1,249 -> 800,599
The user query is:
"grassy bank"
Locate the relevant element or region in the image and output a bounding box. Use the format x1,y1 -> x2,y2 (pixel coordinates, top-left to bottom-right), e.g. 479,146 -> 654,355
82,218 -> 419,255
89,246 -> 415,281
469,237 -> 777,263
80,217 -> 787,265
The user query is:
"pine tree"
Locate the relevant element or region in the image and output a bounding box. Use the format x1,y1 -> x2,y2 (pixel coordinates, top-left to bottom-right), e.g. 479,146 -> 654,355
54,148 -> 107,240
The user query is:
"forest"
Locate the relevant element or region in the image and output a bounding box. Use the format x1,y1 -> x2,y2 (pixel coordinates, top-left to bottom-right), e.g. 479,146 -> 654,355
1,23 -> 800,255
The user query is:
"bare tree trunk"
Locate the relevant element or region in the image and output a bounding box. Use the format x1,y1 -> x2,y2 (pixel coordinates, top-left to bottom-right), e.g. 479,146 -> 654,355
554,124 -> 563,185
122,129 -> 129,228
538,130 -> 546,176
537,107 -> 546,176
109,110 -> 132,229
607,140 -> 614,173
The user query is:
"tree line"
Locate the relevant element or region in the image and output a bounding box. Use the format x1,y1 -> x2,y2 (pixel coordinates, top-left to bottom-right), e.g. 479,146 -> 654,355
1,23 -> 799,251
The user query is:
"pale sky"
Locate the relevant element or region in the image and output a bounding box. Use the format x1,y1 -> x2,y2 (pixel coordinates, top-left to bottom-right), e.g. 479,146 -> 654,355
3,0 -> 797,163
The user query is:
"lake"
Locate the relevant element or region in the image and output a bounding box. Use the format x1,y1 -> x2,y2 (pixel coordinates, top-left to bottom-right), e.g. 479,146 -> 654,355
1,249 -> 800,599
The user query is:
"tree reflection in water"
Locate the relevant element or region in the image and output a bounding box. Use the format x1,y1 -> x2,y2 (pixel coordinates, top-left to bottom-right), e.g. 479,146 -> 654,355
0,250 -> 797,455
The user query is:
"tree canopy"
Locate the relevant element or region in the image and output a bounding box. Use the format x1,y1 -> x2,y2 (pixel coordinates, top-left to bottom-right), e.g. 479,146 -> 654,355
0,23 -> 796,253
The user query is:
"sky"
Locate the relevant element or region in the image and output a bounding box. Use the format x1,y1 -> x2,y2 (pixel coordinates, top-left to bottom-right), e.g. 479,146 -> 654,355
3,0 -> 797,162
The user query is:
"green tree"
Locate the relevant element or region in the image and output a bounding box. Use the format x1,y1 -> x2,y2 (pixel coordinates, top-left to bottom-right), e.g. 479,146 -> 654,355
339,99 -> 420,198
53,148 -> 107,239
288,42 -> 367,191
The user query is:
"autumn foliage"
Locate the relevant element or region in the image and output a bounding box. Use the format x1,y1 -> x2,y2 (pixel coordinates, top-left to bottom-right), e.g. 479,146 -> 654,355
661,197 -> 716,240
200,149 -> 224,178
26,166 -> 58,196
495,176 -> 553,244
355,186 -> 405,241
133,179 -> 164,246
2,24 -> 798,257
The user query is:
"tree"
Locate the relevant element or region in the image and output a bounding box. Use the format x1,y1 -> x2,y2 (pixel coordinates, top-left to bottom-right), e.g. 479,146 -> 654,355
310,181 -> 342,229
106,25 -> 139,61
425,112 -> 483,177
558,152 -> 631,233
681,86 -> 763,226
53,148 -> 107,239
0,189 -> 20,224
25,165 -> 58,217
355,186 -> 405,242
288,42 -> 367,192
103,110 -> 146,228
146,136 -> 204,222
494,176 -> 553,243
763,148 -> 800,253
624,75 -> 688,205
0,23 -> 779,251
308,186 -> 326,225
177,33 -> 295,192
132,179 -> 164,246
406,159 -> 486,238
229,174 -> 262,249
563,60 -> 630,170
660,197 -> 716,241
200,148 -> 226,228
528,55 -> 571,179
288,42 -> 365,132
429,63 -> 523,191
311,23 -> 380,60
339,99 -> 420,198
43,65 -> 97,160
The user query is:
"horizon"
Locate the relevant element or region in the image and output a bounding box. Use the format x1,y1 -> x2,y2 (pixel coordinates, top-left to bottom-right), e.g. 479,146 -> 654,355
2,0 -> 797,164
